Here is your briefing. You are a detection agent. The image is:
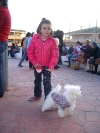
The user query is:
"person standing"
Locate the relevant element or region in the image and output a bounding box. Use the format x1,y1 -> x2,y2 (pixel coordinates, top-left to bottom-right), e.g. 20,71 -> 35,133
0,0 -> 11,98
27,32 -> 34,69
27,18 -> 59,101
18,32 -> 31,67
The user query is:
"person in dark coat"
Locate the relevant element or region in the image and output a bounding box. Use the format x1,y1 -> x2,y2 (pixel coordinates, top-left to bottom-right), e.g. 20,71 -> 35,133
96,48 -> 100,75
68,45 -> 74,55
80,40 -> 92,59
53,33 -> 64,69
86,41 -> 99,74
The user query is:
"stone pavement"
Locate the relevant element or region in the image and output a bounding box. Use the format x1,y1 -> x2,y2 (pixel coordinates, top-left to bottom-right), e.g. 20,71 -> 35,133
0,58 -> 100,133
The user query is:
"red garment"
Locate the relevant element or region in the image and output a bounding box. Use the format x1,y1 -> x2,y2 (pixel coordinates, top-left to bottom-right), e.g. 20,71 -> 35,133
27,33 -> 59,69
0,7 -> 11,41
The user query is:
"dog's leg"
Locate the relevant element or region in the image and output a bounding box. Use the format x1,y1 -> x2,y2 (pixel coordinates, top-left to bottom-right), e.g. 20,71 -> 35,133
68,105 -> 75,115
58,108 -> 65,118
42,97 -> 54,112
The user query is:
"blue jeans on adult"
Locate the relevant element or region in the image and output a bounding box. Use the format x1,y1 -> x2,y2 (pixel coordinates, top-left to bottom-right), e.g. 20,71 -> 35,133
18,47 -> 27,66
68,53 -> 78,61
0,42 -> 8,95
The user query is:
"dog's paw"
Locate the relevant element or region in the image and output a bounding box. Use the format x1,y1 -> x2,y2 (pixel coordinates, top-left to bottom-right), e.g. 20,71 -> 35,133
41,107 -> 45,112
58,109 -> 65,118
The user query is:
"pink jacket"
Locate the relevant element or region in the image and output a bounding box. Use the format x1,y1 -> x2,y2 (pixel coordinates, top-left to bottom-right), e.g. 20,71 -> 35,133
27,33 -> 59,69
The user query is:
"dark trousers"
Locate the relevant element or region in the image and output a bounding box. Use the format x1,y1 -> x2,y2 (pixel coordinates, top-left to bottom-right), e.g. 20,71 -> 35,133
0,42 -> 7,95
95,64 -> 98,73
34,67 -> 51,98
29,61 -> 33,68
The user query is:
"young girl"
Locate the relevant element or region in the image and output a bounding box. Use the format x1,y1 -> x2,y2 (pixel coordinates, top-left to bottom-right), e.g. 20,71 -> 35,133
27,18 -> 59,101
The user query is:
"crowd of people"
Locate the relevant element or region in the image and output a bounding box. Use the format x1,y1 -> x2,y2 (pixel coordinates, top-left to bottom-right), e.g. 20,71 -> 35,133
63,40 -> 100,75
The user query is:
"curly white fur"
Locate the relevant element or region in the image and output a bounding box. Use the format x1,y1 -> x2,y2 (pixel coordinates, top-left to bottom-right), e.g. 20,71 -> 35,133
42,84 -> 82,118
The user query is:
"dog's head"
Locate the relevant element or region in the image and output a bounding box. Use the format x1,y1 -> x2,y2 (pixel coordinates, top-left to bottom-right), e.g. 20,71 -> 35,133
64,85 -> 82,99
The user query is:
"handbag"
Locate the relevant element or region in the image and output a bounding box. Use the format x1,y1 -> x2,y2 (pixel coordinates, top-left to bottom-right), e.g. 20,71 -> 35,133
95,59 -> 100,65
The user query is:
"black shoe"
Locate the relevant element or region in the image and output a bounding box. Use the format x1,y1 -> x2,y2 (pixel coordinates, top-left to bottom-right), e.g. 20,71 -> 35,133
86,70 -> 93,73
18,65 -> 23,67
91,71 -> 97,74
54,66 -> 58,70
0,95 -> 3,98
75,68 -> 79,70
97,72 -> 100,75
57,66 -> 60,68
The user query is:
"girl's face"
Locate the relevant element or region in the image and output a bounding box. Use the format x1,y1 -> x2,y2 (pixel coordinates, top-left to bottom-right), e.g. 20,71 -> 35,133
40,23 -> 52,38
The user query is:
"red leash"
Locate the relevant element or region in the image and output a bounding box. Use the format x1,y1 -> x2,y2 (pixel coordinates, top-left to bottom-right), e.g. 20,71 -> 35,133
36,67 -> 64,86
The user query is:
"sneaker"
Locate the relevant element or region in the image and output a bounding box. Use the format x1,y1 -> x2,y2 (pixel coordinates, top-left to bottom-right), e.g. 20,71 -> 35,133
29,96 -> 41,101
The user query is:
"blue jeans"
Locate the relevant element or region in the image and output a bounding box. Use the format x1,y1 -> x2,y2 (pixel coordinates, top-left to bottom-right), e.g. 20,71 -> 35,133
0,42 -> 8,95
68,53 -> 78,61
18,47 -> 27,66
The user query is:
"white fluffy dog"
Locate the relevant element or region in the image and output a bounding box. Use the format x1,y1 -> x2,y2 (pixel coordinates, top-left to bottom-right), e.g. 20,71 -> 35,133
42,84 -> 82,118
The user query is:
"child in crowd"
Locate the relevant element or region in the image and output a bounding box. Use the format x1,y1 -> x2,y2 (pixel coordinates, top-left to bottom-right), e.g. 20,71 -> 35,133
27,18 -> 59,101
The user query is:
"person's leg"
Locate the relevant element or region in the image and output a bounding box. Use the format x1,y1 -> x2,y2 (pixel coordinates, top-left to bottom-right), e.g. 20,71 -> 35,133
43,68 -> 52,99
86,59 -> 93,72
67,54 -> 73,66
13,51 -> 18,58
29,68 -> 42,101
58,53 -> 62,64
72,54 -> 78,59
34,69 -> 42,97
22,49 -> 24,57
29,61 -> 33,69
91,64 -> 98,74
0,53 -> 4,97
0,42 -> 8,97
18,48 -> 27,67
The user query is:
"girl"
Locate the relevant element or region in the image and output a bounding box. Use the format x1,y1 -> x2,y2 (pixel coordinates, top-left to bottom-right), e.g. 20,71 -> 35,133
27,18 -> 59,101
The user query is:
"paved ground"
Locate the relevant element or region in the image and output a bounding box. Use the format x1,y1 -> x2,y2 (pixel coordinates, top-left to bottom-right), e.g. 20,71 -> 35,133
0,58 -> 100,133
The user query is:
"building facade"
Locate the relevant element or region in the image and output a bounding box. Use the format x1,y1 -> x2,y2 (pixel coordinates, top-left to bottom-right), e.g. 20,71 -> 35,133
8,29 -> 26,46
64,27 -> 100,47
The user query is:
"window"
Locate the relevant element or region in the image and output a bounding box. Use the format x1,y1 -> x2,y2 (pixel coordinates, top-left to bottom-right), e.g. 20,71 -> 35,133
78,36 -> 82,40
88,36 -> 92,40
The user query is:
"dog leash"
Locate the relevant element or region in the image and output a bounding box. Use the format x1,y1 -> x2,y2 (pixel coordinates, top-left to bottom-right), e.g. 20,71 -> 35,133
36,67 -> 64,86
51,71 -> 64,86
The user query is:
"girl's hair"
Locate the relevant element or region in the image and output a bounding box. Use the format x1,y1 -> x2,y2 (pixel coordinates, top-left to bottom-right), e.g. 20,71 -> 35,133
36,18 -> 53,35
1,0 -> 8,6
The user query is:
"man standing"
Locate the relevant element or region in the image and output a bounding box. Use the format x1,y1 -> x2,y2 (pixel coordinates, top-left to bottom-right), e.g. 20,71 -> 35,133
0,0 -> 11,98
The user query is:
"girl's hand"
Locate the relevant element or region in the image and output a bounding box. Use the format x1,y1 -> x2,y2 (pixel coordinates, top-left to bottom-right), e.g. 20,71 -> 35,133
34,63 -> 41,68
